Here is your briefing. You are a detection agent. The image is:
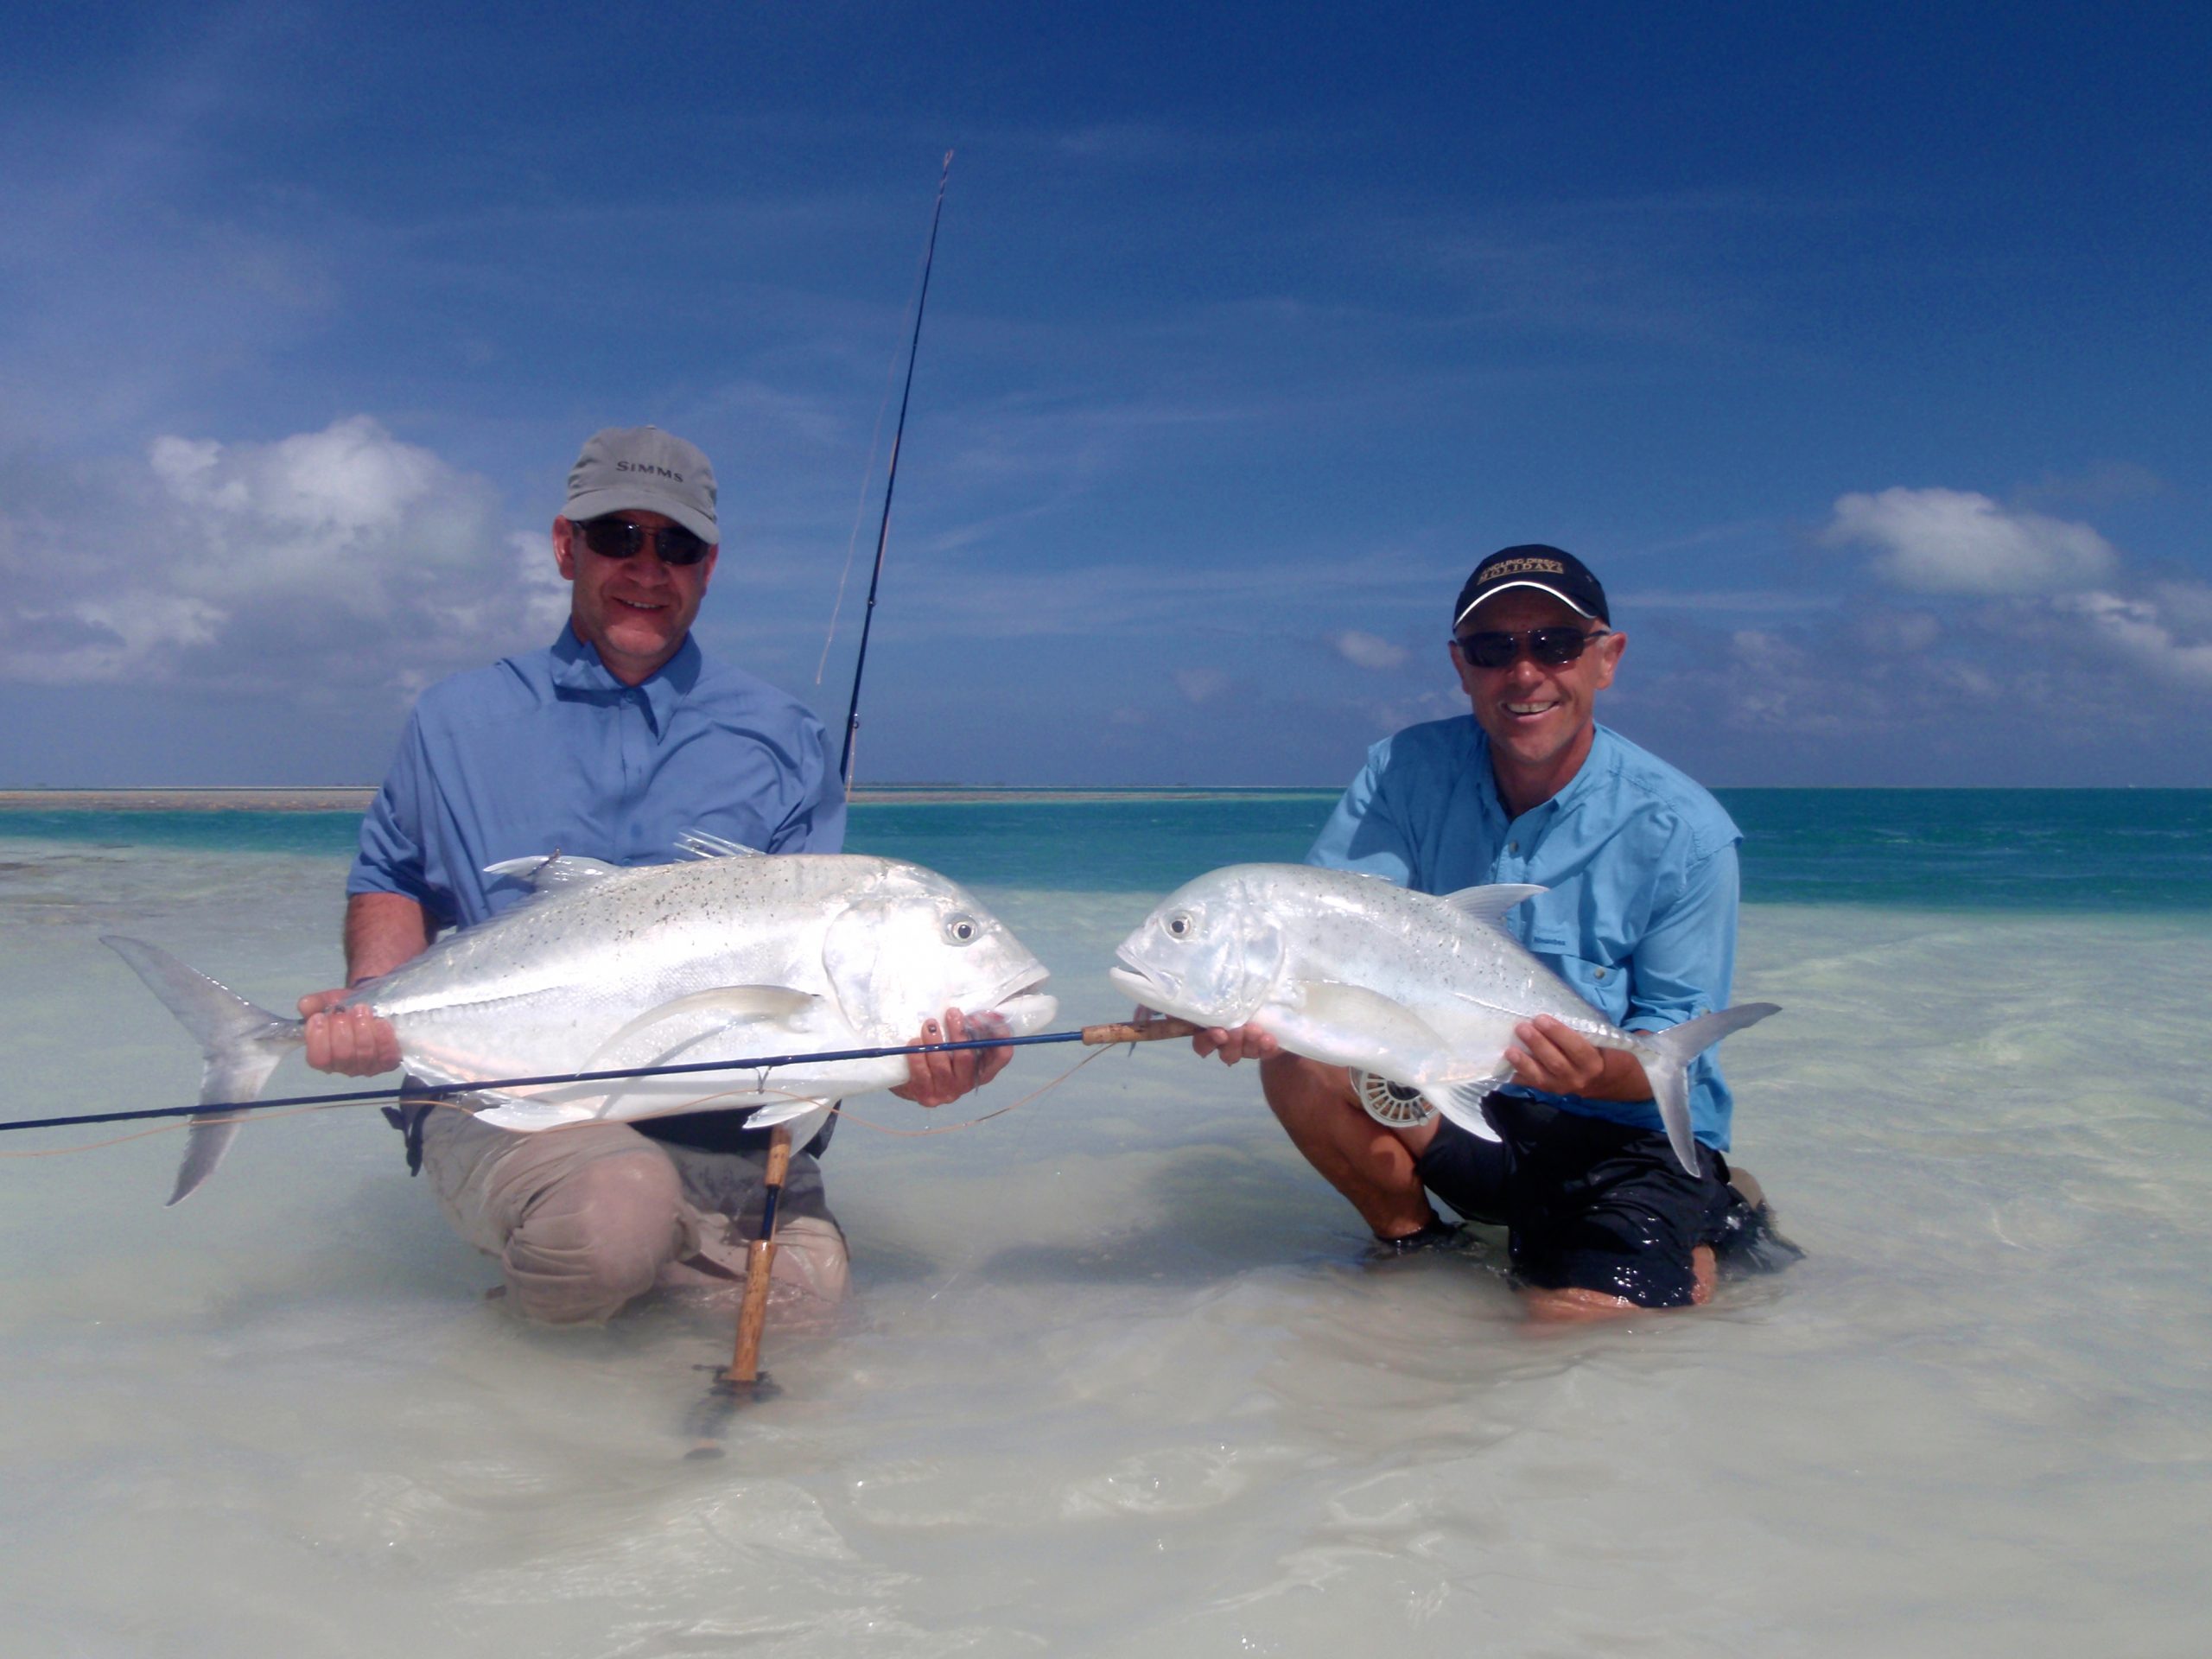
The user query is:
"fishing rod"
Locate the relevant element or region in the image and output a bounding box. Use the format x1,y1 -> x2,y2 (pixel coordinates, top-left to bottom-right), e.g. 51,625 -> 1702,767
717,155 -> 951,1433
0,1018 -> 1202,1138
836,149 -> 953,792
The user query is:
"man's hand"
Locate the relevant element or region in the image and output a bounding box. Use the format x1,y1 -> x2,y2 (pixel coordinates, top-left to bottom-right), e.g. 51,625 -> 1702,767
1505,1014 -> 1643,1099
1129,1004 -> 1280,1066
298,989 -> 403,1077
892,1007 -> 1014,1107
1192,1021 -> 1281,1066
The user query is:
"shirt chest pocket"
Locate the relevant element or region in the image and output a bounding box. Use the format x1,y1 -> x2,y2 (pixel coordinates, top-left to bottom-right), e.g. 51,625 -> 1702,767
1536,943 -> 1629,1023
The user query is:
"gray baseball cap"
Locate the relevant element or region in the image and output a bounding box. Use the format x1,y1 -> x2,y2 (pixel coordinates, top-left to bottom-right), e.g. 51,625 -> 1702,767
563,426 -> 719,543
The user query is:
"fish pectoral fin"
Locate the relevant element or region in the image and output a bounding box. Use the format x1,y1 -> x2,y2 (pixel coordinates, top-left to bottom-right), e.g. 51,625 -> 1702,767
582,986 -> 823,1073
674,830 -> 766,860
1436,882 -> 1547,928
482,854 -> 622,893
1290,982 -> 1454,1062
1421,1081 -> 1503,1143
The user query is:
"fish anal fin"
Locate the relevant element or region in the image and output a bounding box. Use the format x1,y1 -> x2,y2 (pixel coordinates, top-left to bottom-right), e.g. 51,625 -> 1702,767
1421,1080 -> 1503,1143
741,1096 -> 834,1130
473,1098 -> 603,1133
1437,883 -> 1547,927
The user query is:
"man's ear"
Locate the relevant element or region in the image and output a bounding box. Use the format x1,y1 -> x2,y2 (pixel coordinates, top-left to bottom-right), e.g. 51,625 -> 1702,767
1592,628 -> 1625,690
552,517 -> 577,582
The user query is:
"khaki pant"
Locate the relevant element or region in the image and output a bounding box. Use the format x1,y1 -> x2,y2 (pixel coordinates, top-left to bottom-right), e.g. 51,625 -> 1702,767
421,1108 -> 850,1325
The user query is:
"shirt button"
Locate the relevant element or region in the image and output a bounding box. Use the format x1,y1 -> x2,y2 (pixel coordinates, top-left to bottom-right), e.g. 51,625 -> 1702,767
1507,841 -> 1519,853
1593,968 -> 1607,980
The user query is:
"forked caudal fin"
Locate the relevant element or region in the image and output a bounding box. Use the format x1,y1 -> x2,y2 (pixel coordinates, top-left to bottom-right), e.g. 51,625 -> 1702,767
102,937 -> 303,1205
1635,1002 -> 1782,1176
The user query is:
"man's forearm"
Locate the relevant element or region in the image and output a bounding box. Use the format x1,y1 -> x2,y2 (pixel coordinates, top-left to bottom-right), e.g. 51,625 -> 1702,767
343,892 -> 434,985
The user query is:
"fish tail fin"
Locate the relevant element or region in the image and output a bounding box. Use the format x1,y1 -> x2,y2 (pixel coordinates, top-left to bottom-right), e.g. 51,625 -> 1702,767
103,937 -> 302,1205
1635,1003 -> 1782,1176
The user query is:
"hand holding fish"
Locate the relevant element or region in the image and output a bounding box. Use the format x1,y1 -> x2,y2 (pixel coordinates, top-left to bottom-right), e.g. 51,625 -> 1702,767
1505,1014 -> 1648,1101
1130,1005 -> 1280,1066
298,989 -> 401,1077
1192,1021 -> 1280,1067
891,1007 -> 1014,1106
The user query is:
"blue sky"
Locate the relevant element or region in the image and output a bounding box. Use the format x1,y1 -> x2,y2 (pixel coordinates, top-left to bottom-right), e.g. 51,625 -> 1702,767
1,3 -> 2205,786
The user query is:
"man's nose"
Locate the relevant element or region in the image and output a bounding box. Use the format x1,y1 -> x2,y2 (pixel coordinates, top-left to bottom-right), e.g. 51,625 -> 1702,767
1503,649 -> 1546,686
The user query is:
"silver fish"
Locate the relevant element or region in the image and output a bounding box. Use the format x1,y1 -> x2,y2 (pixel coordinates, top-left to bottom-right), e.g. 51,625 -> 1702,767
108,838 -> 1057,1204
1106,863 -> 1776,1173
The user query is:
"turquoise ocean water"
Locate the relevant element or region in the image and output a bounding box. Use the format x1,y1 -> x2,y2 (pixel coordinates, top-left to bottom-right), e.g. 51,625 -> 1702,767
2,789 -> 2208,1656
7,785 -> 2210,906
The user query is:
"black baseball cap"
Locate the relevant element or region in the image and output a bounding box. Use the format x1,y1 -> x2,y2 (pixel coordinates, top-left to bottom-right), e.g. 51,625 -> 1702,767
1452,544 -> 1610,627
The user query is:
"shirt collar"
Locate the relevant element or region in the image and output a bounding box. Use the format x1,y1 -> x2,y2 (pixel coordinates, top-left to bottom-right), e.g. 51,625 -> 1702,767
1471,720 -> 1617,836
548,625 -> 702,734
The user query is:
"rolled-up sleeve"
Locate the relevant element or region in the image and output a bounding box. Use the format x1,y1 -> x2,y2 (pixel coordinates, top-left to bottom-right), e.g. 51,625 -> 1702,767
348,713 -> 444,918
766,718 -> 849,855
1306,739 -> 1416,885
1620,841 -> 1740,1034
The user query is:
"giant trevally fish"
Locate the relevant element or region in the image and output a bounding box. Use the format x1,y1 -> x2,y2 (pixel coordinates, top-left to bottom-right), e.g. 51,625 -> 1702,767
1106,863 -> 1776,1173
108,837 -> 1057,1205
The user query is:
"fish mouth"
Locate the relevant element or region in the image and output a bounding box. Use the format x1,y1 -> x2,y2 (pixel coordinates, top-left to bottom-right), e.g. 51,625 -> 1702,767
982,966 -> 1058,1035
1107,962 -> 1181,1017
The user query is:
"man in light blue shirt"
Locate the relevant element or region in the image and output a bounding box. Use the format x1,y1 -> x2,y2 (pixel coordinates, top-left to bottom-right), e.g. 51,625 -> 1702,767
298,427 -> 1006,1324
1200,546 -> 1792,1317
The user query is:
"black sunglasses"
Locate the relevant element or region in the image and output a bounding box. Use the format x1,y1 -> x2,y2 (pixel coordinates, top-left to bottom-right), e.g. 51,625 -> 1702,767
1451,626 -> 1612,670
573,516 -> 713,567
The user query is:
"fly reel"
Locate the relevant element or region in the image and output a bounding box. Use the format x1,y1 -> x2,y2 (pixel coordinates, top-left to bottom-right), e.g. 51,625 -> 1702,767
1353,1070 -> 1436,1128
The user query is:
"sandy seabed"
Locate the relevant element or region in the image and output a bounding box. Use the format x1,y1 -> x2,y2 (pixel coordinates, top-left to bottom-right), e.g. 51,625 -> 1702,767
1,836 -> 2207,1657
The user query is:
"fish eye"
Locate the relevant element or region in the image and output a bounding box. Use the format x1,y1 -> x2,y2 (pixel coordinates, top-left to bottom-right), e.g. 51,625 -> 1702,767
1164,911 -> 1195,939
944,913 -> 979,945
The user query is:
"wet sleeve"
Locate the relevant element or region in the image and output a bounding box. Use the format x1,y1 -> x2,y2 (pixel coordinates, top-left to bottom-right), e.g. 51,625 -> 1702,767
347,712 -> 444,914
1306,738 -> 1417,886
766,716 -> 849,855
1619,839 -> 1740,1035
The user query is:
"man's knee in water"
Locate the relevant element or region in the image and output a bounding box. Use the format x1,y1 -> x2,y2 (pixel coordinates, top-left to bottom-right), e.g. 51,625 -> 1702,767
502,1147 -> 688,1325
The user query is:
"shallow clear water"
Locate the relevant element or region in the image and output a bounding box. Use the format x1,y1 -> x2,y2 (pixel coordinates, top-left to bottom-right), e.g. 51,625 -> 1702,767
2,806 -> 2209,1656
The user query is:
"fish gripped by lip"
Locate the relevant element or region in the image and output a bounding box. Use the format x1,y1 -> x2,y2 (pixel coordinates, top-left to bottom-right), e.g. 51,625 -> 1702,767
1107,862 -> 1776,1173
106,837 -> 1057,1204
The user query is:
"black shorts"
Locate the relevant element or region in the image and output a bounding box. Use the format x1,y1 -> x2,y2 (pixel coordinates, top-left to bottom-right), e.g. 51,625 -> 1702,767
1414,1093 -> 1742,1308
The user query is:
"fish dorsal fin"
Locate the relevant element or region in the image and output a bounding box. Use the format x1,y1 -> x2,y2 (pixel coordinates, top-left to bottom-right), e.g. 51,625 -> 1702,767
675,830 -> 765,861
1438,882 -> 1546,927
483,853 -> 621,893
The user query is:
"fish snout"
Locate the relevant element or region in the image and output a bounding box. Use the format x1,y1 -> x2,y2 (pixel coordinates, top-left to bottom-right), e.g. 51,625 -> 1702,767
1106,963 -> 1175,1012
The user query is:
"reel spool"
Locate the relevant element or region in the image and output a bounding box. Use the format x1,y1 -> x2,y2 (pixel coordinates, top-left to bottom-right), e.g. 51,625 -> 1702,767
1353,1070 -> 1436,1128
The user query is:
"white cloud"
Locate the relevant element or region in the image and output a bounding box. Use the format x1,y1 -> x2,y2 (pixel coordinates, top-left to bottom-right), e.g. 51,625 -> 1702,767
2057,588 -> 2212,687
1330,629 -> 1407,670
0,416 -> 560,698
1174,667 -> 1230,704
1823,486 -> 2118,594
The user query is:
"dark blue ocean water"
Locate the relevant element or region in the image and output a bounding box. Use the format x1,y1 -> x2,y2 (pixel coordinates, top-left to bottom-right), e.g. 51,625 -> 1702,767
3,789 -> 2209,910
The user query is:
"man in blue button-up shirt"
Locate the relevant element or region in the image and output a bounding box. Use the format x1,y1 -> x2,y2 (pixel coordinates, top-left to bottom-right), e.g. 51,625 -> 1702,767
296,427 -> 1007,1324
1197,545 -> 1789,1319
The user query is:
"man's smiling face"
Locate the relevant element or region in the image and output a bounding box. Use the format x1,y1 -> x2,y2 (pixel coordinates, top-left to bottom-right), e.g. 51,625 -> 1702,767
1452,588 -> 1624,812
554,509 -> 718,685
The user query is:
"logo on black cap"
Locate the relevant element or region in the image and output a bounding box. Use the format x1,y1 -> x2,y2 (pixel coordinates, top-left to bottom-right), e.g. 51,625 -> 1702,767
1454,544 -> 1609,626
